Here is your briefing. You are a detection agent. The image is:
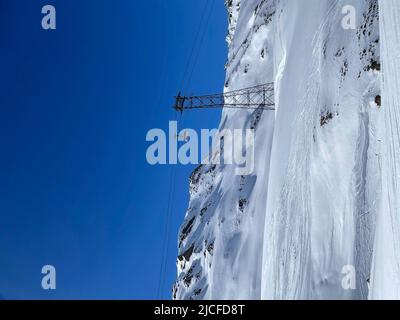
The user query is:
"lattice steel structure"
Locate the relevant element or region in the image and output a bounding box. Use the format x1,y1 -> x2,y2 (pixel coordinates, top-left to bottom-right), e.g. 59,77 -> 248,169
173,83 -> 275,112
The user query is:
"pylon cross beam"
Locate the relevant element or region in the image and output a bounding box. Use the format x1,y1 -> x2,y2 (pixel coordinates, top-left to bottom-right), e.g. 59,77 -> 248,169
173,83 -> 275,112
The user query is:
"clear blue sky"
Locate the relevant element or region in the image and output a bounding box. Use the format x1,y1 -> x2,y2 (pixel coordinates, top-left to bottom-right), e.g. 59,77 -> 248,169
0,0 -> 226,299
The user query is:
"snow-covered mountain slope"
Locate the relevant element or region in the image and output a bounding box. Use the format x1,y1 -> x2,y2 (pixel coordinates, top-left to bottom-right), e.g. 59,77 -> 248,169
262,0 -> 380,300
369,0 -> 400,299
174,0 -> 276,300
175,0 -> 399,300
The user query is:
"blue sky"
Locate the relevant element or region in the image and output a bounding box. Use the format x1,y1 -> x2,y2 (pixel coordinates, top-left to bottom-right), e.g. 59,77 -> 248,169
0,0 -> 227,299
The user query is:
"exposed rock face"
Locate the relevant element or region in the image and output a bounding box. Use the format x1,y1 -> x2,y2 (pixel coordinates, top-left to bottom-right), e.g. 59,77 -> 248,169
174,0 -> 400,300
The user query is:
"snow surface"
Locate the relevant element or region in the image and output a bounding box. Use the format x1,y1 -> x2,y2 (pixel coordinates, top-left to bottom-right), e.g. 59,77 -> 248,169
174,0 -> 400,300
369,0 -> 400,299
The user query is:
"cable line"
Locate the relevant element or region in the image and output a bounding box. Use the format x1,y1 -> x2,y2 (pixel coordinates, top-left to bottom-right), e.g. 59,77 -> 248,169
157,111 -> 178,298
179,0 -> 211,93
157,0 -> 215,299
183,0 -> 216,95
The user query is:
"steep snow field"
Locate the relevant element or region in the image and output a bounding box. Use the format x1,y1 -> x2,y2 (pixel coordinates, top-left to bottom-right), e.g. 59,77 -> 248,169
263,0 -> 380,300
370,0 -> 400,299
175,0 -> 399,300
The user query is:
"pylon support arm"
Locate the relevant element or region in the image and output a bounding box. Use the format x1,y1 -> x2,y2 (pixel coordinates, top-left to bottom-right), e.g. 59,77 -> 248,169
173,83 -> 275,112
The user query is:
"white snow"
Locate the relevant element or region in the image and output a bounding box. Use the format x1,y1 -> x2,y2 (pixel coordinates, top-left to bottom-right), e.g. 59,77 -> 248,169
262,0 -> 380,300
369,0 -> 400,300
175,0 -> 400,300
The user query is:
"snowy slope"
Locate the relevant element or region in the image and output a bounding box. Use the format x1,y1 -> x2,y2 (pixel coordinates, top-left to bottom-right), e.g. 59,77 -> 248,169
174,0 -> 276,300
262,0 -> 380,300
174,0 -> 399,300
369,0 -> 400,299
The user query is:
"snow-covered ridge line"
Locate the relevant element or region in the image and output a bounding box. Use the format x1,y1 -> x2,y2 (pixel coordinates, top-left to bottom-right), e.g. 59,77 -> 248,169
174,0 -> 276,300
